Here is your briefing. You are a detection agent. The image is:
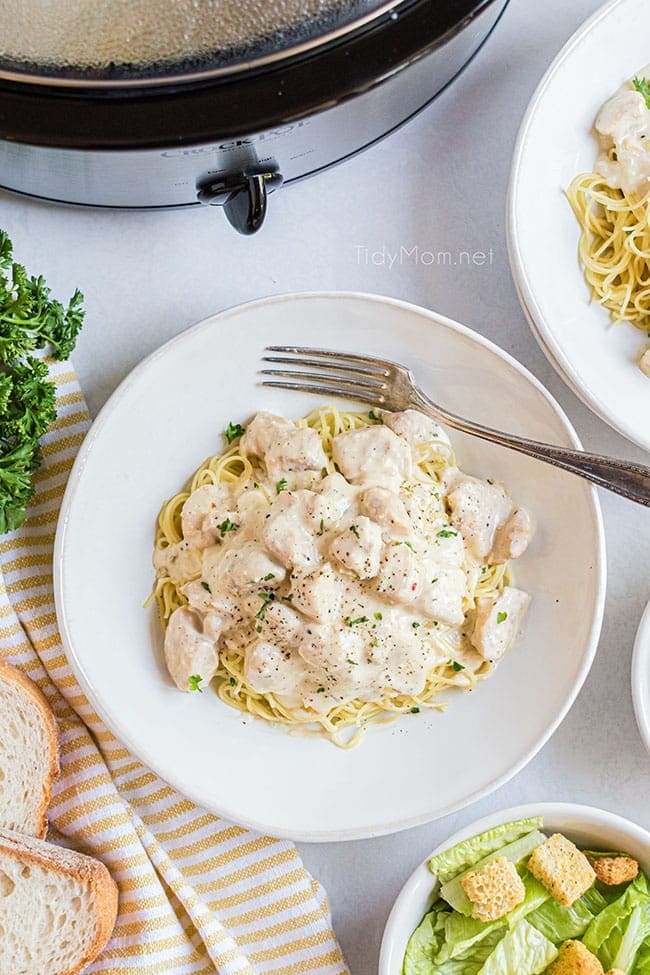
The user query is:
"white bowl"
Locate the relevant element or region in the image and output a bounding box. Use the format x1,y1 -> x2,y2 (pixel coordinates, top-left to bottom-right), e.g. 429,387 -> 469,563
508,0 -> 650,453
379,802 -> 650,975
632,601 -> 650,753
54,292 -> 606,840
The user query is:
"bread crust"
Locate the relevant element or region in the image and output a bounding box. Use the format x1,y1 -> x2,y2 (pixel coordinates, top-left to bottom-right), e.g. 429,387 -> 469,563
0,827 -> 118,975
0,659 -> 60,838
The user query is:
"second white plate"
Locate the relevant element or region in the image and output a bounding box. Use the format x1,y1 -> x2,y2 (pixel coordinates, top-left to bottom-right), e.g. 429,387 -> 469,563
54,292 -> 605,840
508,0 -> 650,453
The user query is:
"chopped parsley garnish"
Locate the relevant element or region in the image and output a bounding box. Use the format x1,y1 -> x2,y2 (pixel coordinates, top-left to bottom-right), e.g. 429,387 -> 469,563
225,421 -> 245,443
346,658 -> 359,666
412,621 -> 421,629
450,660 -> 465,672
487,478 -> 494,485
318,518 -> 325,536
188,675 -> 203,692
368,409 -> 382,422
256,624 -> 262,633
316,686 -> 325,693
217,518 -> 238,537
262,573 -> 275,581
431,577 -> 439,585
344,615 -> 369,627
349,524 -> 360,537
634,76 -> 650,109
200,581 -> 212,593
403,540 -> 415,552
496,611 -> 508,624
229,677 -> 236,687
255,591 -> 276,620
276,478 -> 288,493
374,612 -> 383,620
436,528 -> 458,539
410,707 -> 420,714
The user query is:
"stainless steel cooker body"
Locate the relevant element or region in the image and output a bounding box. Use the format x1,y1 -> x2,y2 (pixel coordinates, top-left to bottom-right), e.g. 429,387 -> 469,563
0,0 -> 507,233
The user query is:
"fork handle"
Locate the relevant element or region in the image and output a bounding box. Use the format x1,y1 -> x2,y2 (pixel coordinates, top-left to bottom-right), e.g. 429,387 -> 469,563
410,387 -> 650,507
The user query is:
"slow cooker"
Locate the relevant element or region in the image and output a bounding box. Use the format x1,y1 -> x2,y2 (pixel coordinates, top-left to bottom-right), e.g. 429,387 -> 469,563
0,0 -> 508,234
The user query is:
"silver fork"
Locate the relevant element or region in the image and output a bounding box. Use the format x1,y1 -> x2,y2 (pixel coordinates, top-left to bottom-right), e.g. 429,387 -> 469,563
261,345 -> 650,507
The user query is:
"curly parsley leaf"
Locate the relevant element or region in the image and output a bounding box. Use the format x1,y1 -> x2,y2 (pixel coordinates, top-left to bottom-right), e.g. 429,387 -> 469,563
0,230 -> 85,533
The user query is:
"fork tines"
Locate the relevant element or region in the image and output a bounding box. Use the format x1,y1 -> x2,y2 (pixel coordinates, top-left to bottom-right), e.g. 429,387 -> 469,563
261,346 -> 390,405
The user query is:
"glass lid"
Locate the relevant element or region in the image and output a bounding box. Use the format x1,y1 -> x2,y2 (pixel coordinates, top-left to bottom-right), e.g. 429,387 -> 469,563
0,0 -> 402,85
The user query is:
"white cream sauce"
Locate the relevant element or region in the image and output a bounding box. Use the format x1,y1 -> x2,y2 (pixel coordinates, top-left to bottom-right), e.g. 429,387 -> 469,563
595,66 -> 650,197
157,411 -> 533,708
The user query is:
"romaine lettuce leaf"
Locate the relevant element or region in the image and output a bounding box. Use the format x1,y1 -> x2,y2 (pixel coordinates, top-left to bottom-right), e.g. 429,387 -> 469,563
633,941 -> 650,974
440,831 -> 546,915
611,902 -> 650,973
404,904 -> 448,975
583,873 -> 650,970
428,819 -> 544,884
475,919 -> 558,975
434,874 -> 548,963
404,907 -> 505,975
527,894 -> 594,942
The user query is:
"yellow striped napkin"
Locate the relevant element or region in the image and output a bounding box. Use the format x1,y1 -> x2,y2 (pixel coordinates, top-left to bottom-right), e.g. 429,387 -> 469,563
0,357 -> 348,975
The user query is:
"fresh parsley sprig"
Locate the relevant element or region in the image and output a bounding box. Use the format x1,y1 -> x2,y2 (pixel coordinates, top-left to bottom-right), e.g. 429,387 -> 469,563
0,231 -> 85,533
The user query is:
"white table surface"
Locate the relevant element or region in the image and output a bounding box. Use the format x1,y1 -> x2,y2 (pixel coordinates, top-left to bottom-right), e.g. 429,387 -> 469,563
2,0 -> 650,971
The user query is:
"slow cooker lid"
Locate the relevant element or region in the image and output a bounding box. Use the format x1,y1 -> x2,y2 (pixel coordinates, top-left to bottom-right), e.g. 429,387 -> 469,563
0,0 -> 400,83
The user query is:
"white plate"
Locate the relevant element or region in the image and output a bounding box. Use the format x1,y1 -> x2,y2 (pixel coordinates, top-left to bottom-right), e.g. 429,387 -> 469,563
508,0 -> 650,453
54,292 -> 606,841
379,802 -> 650,975
633,601 -> 650,753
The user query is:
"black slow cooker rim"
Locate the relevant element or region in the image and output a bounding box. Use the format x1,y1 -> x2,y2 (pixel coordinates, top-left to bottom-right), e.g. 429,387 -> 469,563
0,0 -> 500,150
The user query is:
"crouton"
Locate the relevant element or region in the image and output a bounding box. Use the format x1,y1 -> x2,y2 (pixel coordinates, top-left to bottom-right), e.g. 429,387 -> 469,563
546,940 -> 603,975
588,855 -> 639,886
459,856 -> 526,922
527,834 -> 595,907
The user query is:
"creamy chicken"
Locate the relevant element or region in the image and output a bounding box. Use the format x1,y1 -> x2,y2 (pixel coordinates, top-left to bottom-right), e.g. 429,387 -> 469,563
595,69 -> 650,198
156,411 -> 533,713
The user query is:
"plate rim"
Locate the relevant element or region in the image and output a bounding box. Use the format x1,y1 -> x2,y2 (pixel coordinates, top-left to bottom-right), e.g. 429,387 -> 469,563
53,290 -> 607,841
632,600 -> 650,754
506,0 -> 650,454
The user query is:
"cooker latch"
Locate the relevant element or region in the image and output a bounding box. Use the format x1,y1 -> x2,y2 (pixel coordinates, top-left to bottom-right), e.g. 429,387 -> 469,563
196,167 -> 283,234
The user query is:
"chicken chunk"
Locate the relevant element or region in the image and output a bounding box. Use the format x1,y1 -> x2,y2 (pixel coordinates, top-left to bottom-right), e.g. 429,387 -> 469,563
470,587 -> 531,662
164,606 -> 220,692
264,426 -> 328,484
240,412 -> 292,457
491,507 -> 533,564
332,425 -> 412,492
329,517 -> 383,580
244,640 -> 304,695
460,857 -> 526,923
262,601 -> 305,647
528,834 -> 596,908
181,483 -> 235,550
447,475 -> 513,559
588,855 -> 638,885
360,487 -> 411,538
381,410 -> 449,449
639,348 -> 650,378
153,540 -> 202,584
316,473 -> 357,527
262,492 -> 322,570
216,541 -> 287,591
546,940 -> 603,975
291,563 -> 344,623
376,544 -> 421,604
418,569 -> 466,626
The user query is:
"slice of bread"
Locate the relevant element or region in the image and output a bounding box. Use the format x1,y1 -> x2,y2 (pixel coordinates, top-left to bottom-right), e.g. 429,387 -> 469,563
0,827 -> 118,975
0,660 -> 60,838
